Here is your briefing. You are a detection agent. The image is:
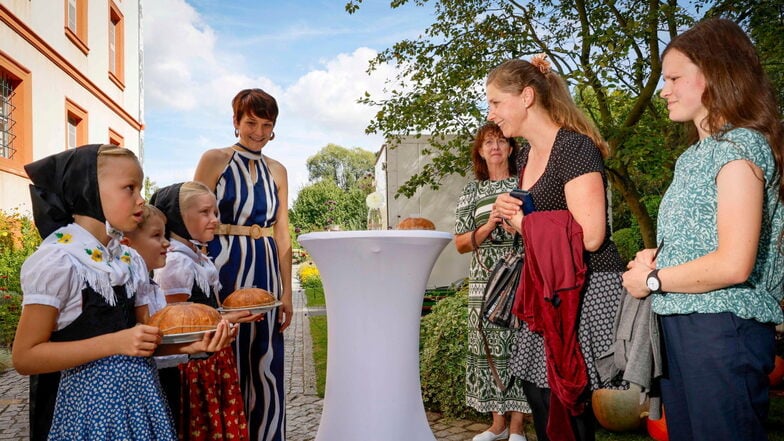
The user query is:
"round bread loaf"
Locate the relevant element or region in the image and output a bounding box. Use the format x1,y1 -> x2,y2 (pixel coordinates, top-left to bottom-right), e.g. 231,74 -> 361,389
397,217 -> 436,230
223,287 -> 276,309
147,302 -> 221,335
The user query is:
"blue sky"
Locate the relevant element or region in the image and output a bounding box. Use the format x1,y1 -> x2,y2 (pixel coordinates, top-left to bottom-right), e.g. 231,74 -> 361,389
142,0 -> 436,203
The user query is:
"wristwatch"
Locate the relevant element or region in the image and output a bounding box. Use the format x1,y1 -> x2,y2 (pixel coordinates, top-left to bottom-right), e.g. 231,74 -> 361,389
646,269 -> 662,293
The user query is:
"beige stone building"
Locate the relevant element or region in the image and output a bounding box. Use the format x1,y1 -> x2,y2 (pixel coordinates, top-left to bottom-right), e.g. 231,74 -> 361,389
0,0 -> 143,213
375,136 -> 471,288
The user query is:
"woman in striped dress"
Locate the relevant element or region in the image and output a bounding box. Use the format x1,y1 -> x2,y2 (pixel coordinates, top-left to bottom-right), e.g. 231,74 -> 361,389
195,88 -> 293,441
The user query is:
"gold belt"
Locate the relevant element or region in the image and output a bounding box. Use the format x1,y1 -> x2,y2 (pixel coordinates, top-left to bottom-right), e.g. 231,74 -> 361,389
215,224 -> 273,240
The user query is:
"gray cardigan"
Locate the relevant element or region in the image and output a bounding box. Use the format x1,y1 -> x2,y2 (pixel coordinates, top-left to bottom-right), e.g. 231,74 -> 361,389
596,290 -> 664,419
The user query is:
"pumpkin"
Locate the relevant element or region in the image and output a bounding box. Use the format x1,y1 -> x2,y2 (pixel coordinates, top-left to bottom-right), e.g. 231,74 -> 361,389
769,355 -> 784,387
591,386 -> 647,432
646,408 -> 668,441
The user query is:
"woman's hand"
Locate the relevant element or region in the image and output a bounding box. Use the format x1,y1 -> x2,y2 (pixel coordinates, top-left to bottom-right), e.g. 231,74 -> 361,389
221,310 -> 265,324
622,261 -> 651,299
622,257 -> 655,299
494,193 -> 522,220
278,295 -> 294,332
632,248 -> 658,268
179,320 -> 236,354
495,193 -> 523,234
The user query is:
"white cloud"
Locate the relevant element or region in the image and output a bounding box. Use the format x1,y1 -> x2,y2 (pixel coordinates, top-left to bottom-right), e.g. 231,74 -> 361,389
283,47 -> 394,137
142,1 -> 397,203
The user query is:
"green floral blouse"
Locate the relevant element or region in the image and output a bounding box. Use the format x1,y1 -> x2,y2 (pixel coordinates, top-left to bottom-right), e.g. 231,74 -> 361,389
653,128 -> 784,324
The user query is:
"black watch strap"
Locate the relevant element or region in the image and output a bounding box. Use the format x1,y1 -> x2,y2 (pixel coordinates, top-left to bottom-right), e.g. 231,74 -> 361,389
647,269 -> 662,293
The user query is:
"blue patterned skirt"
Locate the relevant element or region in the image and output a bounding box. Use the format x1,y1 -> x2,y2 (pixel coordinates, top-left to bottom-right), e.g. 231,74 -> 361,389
48,355 -> 176,441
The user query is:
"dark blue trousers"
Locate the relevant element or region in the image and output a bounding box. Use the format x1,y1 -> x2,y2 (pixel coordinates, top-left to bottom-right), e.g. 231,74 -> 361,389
660,312 -> 775,441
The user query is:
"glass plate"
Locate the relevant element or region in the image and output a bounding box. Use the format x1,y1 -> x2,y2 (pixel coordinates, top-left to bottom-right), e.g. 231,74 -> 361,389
160,329 -> 214,344
218,300 -> 283,315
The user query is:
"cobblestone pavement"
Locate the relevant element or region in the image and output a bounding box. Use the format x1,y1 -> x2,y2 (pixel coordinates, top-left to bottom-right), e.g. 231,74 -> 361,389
0,269 -> 488,440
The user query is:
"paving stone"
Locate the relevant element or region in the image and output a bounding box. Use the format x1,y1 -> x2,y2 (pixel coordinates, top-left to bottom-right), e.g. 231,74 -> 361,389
0,264 -> 487,440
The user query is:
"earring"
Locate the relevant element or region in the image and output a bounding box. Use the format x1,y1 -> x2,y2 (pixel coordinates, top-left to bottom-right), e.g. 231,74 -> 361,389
234,128 -> 239,137
270,131 -> 275,141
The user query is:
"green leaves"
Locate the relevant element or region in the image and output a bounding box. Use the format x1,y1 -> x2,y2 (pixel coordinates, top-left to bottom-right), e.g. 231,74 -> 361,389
289,179 -> 369,232
346,0 -> 780,247
419,287 -> 475,418
305,144 -> 376,191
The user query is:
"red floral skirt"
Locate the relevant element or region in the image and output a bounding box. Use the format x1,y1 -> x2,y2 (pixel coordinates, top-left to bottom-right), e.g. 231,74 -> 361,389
179,346 -> 248,440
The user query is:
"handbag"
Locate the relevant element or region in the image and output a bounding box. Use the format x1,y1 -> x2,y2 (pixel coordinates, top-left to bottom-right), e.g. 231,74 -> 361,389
474,231 -> 523,329
472,230 -> 523,392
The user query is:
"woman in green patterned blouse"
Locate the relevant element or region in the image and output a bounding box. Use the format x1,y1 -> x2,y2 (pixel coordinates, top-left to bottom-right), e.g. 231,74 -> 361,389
454,123 -> 530,441
622,18 -> 784,441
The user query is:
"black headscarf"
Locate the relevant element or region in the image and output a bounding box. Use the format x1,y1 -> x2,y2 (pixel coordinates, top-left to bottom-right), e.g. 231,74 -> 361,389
150,183 -> 192,241
25,144 -> 105,238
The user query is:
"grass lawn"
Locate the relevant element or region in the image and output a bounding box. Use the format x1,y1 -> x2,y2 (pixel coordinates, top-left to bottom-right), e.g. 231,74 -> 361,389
305,286 -> 325,308
303,284 -> 327,396
309,315 -> 327,397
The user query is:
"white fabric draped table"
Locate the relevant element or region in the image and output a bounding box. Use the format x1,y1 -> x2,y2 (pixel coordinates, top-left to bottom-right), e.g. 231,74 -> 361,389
298,230 -> 452,441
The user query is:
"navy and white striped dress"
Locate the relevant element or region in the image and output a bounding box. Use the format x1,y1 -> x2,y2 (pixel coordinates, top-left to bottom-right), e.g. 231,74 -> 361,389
207,149 -> 285,441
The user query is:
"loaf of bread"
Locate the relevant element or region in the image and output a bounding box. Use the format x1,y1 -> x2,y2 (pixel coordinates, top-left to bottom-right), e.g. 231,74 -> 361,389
397,217 -> 436,230
147,302 -> 221,335
222,287 -> 276,309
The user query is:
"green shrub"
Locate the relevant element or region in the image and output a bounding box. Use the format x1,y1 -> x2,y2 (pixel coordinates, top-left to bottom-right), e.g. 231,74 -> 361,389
0,291 -> 21,347
0,210 -> 40,348
612,227 -> 643,263
419,287 -> 482,420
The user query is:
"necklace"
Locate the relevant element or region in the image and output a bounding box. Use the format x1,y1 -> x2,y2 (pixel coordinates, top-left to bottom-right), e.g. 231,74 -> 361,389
234,142 -> 259,154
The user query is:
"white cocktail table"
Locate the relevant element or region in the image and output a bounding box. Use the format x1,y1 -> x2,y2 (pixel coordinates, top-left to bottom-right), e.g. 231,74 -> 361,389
298,230 -> 452,441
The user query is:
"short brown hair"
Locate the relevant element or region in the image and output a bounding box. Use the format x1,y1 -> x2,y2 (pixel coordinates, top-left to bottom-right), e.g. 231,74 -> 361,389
232,88 -> 279,124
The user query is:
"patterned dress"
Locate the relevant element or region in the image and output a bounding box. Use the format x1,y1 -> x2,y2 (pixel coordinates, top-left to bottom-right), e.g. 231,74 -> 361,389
154,240 -> 249,441
454,178 -> 531,414
508,128 -> 624,391
207,149 -> 285,441
21,223 -> 176,441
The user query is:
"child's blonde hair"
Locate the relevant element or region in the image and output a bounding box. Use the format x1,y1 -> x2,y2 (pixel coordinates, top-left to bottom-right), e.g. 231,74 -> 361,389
96,144 -> 141,176
179,181 -> 215,212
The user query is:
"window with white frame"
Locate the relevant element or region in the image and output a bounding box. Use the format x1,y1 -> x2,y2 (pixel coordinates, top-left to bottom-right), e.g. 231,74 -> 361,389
67,0 -> 77,33
65,99 -> 87,150
108,1 -> 124,87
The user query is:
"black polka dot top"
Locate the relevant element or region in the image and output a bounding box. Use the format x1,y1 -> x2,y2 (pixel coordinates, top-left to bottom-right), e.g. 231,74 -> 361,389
515,128 -> 625,272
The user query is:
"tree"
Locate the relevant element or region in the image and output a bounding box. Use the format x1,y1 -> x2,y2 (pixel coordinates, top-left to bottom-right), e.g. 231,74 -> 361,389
707,0 -> 784,111
143,176 -> 159,201
306,144 -> 376,191
289,179 -> 369,232
346,0 -> 780,247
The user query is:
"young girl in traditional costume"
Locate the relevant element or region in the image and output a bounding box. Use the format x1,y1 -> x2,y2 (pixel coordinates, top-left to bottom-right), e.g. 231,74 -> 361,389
12,146 -> 204,439
125,204 -> 170,323
152,181 -> 259,440
14,146 -> 235,440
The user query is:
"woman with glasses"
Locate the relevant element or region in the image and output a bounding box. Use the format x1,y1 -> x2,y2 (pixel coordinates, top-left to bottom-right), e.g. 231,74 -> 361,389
454,122 -> 530,441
